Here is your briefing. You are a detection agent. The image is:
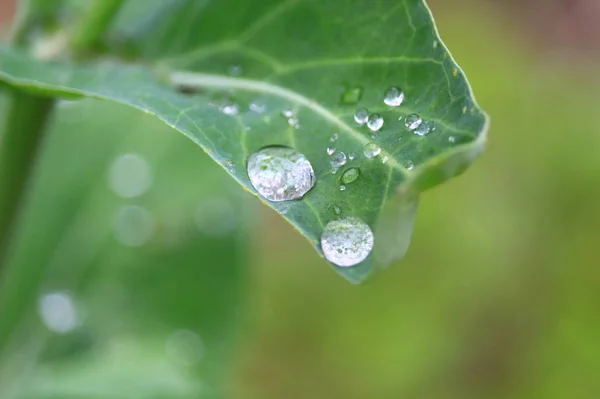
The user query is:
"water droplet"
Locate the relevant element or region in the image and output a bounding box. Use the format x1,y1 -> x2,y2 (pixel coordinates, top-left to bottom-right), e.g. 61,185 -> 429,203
108,153 -> 152,199
331,167 -> 339,174
228,65 -> 242,76
221,102 -> 239,115
330,133 -> 339,142
326,147 -> 336,156
448,136 -> 456,143
354,108 -> 369,125
195,197 -> 238,237
453,68 -> 459,77
406,160 -> 415,170
113,205 -> 155,247
367,113 -> 384,131
383,86 -> 405,107
249,102 -> 266,113
433,40 -> 439,48
348,153 -> 356,161
282,108 -> 294,118
247,146 -> 315,202
370,132 -> 378,140
166,330 -> 205,367
321,217 -> 374,267
287,117 -> 299,128
363,143 -> 381,159
382,155 -> 389,164
330,151 -> 347,167
333,205 -> 342,215
414,121 -> 432,136
339,185 -> 346,191
341,167 -> 360,184
404,114 -> 422,130
340,85 -> 363,105
38,291 -> 77,333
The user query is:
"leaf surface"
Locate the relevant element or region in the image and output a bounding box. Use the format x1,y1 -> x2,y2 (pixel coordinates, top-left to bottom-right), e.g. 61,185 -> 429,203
0,0 -> 488,282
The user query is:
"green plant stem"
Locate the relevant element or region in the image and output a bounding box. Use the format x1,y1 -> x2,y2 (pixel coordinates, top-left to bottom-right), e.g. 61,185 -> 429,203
0,90 -> 54,266
70,0 -> 125,54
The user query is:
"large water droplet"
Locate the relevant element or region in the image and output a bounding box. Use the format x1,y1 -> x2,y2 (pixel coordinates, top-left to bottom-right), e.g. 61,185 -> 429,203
363,143 -> 381,159
367,113 -> 384,131
340,85 -> 363,105
38,291 -> 78,334
321,217 -> 374,267
247,146 -> 315,202
341,167 -> 360,184
113,205 -> 155,247
354,108 -> 369,125
414,121 -> 432,136
108,153 -> 152,199
330,151 -> 347,167
383,87 -> 405,107
404,114 -> 422,130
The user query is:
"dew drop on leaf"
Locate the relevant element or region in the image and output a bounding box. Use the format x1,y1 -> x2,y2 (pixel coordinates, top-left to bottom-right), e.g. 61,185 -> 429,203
448,135 -> 456,143
282,108 -> 294,118
367,113 -> 384,131
404,114 -> 422,130
363,143 -> 381,159
326,147 -> 336,156
221,102 -> 239,116
339,185 -> 346,191
340,85 -> 363,105
414,121 -> 432,136
341,167 -> 360,184
333,205 -> 342,215
353,108 -> 369,125
330,133 -> 339,142
383,86 -> 405,107
247,146 -> 315,202
406,160 -> 415,170
320,217 -> 374,267
330,151 -> 347,167
249,101 -> 266,113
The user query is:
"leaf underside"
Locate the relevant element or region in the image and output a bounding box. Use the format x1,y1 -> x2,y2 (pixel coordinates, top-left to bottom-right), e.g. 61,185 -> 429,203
0,0 -> 488,283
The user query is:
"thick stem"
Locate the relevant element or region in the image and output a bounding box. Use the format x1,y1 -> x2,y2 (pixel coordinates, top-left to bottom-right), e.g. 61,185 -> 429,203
0,90 -> 54,265
70,0 -> 125,54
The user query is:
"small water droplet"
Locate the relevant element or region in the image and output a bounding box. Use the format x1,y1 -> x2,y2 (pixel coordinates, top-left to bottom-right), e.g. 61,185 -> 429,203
249,102 -> 266,113
404,114 -> 422,130
414,121 -> 432,136
221,102 -> 239,115
383,86 -> 405,107
448,136 -> 456,143
282,108 -> 294,118
330,151 -> 347,168
382,155 -> 389,164
114,205 -> 155,247
247,146 -> 315,202
453,68 -> 459,77
331,167 -> 339,174
339,185 -> 346,191
287,117 -> 299,127
330,133 -> 339,142
363,143 -> 381,159
348,153 -> 356,161
108,153 -> 152,199
406,160 -> 415,170
333,205 -> 342,215
228,65 -> 242,76
321,217 -> 374,267
326,147 -> 336,156
354,108 -> 369,125
367,113 -> 384,131
433,40 -> 439,48
341,167 -> 360,184
340,85 -> 364,105
166,330 -> 205,367
38,292 -> 78,334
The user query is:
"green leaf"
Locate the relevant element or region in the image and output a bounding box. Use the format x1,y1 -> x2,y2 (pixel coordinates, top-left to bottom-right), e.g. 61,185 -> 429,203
0,100 -> 247,399
0,0 -> 488,282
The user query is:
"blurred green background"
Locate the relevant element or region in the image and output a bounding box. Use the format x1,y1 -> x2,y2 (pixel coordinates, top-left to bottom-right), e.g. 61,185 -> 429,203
1,0 -> 600,398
